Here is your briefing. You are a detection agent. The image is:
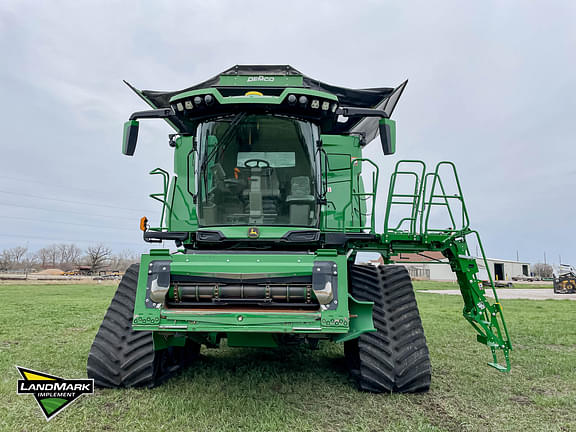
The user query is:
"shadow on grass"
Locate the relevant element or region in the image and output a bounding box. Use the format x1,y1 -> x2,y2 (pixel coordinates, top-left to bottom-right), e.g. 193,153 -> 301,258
153,344 -> 357,398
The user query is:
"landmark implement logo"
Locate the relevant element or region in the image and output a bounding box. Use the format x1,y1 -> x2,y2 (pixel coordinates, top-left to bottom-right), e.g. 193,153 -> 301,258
16,366 -> 94,421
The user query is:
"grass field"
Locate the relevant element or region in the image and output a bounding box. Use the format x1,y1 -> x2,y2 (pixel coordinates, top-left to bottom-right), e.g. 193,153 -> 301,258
1,281 -> 574,432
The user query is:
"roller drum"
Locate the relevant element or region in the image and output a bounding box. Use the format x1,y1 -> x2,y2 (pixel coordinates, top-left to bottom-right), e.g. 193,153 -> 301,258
175,283 -> 312,303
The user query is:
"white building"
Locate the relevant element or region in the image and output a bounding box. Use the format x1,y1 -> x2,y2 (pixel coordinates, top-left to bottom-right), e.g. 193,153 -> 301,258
370,252 -> 530,282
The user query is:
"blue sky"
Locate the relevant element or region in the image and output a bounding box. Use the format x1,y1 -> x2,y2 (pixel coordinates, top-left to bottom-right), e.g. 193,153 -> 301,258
0,0 -> 574,265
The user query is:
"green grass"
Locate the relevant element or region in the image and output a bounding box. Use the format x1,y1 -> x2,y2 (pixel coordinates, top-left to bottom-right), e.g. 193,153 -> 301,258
1,282 -> 574,432
412,280 -> 554,290
413,280 -> 461,291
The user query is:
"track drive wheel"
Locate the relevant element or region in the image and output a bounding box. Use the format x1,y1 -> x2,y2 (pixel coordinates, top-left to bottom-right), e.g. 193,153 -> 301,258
345,264 -> 431,393
87,264 -> 199,388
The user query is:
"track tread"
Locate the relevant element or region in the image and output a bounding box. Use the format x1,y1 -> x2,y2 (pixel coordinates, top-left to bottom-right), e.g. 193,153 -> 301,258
87,264 -> 199,388
345,264 -> 431,393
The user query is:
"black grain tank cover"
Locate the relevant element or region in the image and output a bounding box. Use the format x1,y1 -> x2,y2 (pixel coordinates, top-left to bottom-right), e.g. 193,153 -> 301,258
125,65 -> 407,140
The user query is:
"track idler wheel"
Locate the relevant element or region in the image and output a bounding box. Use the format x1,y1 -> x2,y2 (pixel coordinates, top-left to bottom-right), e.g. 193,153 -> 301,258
345,264 -> 431,393
87,264 -> 199,388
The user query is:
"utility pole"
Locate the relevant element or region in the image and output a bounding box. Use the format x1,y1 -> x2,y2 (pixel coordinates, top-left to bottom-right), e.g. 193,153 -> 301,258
544,252 -> 547,265
516,250 -> 519,262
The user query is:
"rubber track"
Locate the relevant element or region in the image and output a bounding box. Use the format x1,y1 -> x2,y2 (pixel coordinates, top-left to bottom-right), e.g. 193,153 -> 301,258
346,264 -> 431,393
87,264 -> 197,388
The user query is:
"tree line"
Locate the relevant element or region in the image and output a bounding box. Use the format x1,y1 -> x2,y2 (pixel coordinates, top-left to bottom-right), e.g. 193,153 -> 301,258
531,263 -> 553,278
0,243 -> 138,273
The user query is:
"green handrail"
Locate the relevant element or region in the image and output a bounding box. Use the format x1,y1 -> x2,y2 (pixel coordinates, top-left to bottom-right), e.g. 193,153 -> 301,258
383,160 -> 426,234
422,162 -> 470,236
381,159 -> 511,372
347,158 -> 379,233
149,168 -> 171,231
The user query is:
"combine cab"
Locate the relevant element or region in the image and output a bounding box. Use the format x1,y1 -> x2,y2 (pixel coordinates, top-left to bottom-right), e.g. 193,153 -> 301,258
87,65 -> 512,392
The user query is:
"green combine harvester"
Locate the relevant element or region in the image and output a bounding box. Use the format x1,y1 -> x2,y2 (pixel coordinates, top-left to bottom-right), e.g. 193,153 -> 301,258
87,65 -> 512,393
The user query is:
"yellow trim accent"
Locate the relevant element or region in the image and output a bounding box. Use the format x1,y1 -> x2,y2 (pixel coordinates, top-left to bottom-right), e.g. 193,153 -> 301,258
23,371 -> 55,381
245,91 -> 264,96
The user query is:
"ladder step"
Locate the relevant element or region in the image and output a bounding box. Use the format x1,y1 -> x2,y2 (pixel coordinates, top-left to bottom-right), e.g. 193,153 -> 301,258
488,362 -> 509,372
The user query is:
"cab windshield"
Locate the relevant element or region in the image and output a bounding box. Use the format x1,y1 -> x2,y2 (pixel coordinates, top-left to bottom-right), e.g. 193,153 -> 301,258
197,114 -> 319,227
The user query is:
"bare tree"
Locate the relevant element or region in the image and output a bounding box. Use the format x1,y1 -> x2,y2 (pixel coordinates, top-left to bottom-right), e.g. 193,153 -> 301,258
85,244 -> 112,272
36,247 -> 51,269
0,250 -> 9,271
21,252 -> 38,274
532,263 -> 553,278
2,244 -> 138,274
35,244 -> 82,270
57,244 -> 82,271
11,246 -> 27,266
35,245 -> 60,268
109,249 -> 139,272
0,246 -> 28,270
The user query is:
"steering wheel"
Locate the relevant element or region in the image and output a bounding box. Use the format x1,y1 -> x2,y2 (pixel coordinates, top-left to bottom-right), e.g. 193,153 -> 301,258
244,158 -> 270,168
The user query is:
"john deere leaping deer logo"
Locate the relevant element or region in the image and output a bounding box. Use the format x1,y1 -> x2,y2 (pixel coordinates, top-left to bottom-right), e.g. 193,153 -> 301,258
248,227 -> 260,238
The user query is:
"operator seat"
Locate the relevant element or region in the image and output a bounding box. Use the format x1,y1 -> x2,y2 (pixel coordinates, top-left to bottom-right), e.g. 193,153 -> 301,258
244,166 -> 281,224
286,176 -> 315,225
209,163 -> 245,223
259,166 -> 280,198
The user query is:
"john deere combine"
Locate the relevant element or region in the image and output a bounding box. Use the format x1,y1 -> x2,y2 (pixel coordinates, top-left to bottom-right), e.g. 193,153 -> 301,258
87,65 -> 511,392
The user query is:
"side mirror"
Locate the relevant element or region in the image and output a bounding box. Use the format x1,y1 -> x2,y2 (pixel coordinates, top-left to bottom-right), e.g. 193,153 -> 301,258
122,120 -> 139,156
379,118 -> 396,155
